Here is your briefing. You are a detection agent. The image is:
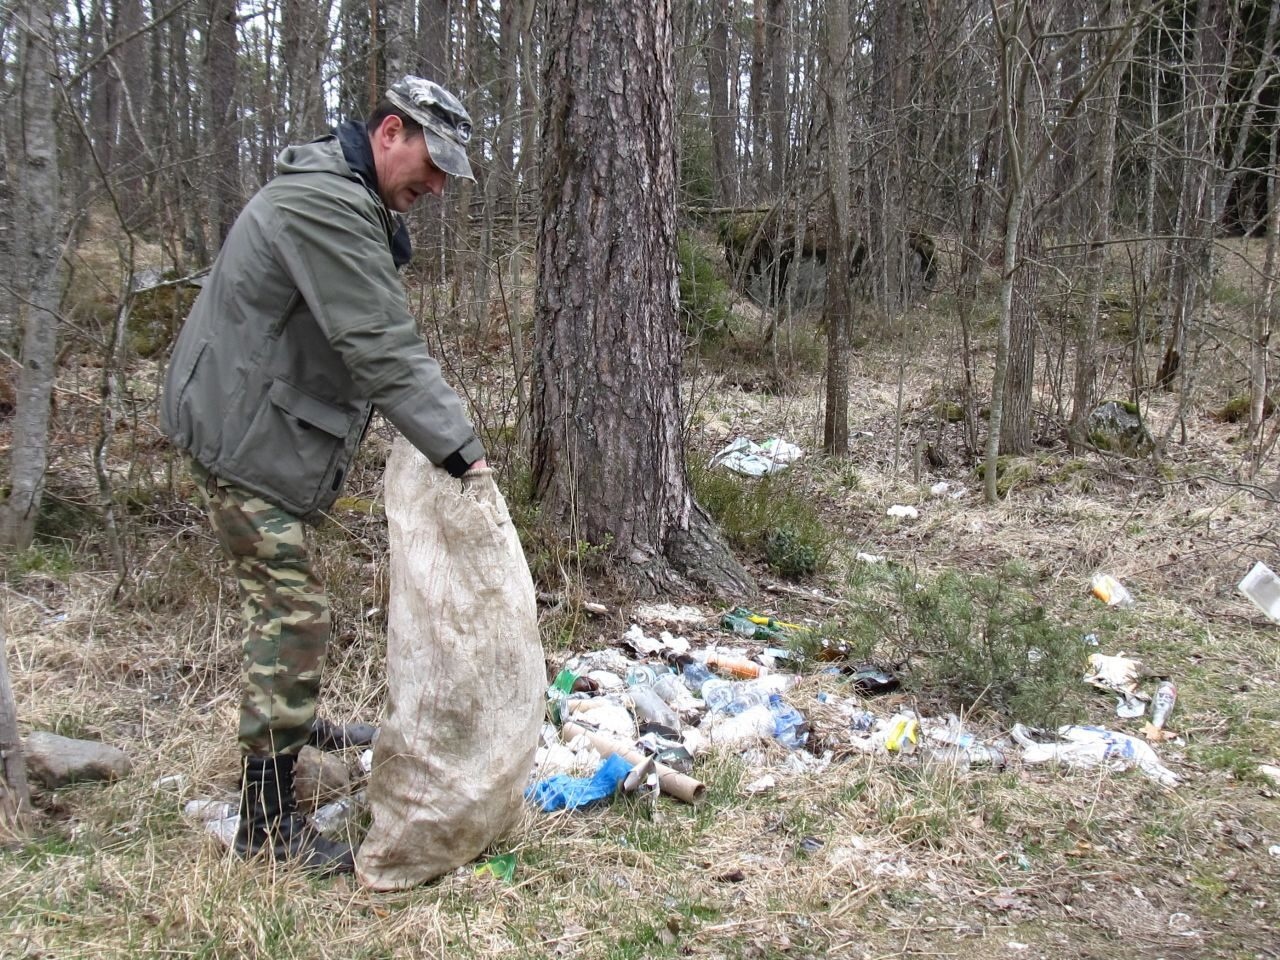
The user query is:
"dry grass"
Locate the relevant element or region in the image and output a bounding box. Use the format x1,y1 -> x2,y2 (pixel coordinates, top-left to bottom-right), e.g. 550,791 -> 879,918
4,251 -> 1280,958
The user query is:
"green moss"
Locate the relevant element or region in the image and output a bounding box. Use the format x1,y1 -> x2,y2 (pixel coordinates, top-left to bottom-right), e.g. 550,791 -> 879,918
1215,393 -> 1274,423
975,455 -> 1038,496
128,275 -> 199,358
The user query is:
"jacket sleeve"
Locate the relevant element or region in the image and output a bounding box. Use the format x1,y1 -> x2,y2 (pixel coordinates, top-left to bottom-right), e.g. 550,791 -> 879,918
269,180 -> 485,471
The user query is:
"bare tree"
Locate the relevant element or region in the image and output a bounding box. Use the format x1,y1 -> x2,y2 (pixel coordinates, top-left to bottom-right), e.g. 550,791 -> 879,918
821,0 -> 852,456
205,0 -> 240,248
1069,0 -> 1130,442
0,0 -> 66,551
702,0 -> 739,205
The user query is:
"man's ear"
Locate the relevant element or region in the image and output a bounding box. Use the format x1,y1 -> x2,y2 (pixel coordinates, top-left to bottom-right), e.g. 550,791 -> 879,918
374,115 -> 403,146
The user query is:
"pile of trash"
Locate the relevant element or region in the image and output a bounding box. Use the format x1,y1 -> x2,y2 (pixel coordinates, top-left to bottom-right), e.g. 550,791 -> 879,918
526,611 -> 818,811
524,599 -> 1191,814
185,591 -> 1197,857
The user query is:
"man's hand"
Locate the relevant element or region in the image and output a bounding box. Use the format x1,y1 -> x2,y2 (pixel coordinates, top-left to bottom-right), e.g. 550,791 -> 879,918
465,458 -> 489,474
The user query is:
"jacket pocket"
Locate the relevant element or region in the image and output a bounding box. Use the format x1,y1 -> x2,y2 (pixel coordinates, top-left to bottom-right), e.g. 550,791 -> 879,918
162,338 -> 209,446
228,378 -> 357,512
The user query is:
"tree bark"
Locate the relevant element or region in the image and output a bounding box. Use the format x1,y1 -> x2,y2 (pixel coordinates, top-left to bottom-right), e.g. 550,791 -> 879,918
533,0 -> 751,598
1249,103 -> 1278,465
0,620 -> 33,840
205,0 -> 240,249
0,0 -> 64,552
1069,0 -> 1128,442
702,0 -> 738,206
765,0 -> 787,191
383,0 -> 412,84
284,0 -> 332,141
748,0 -> 768,191
822,0 -> 852,456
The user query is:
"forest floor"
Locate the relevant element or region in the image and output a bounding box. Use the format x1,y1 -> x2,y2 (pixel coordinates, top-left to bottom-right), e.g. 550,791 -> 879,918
3,251 -> 1280,959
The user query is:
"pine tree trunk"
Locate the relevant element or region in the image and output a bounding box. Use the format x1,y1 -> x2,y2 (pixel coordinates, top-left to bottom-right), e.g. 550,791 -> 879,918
703,0 -> 738,206
533,0 -> 751,598
822,0 -> 851,456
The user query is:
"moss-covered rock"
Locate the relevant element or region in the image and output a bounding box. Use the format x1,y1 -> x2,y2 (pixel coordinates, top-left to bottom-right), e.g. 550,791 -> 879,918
128,272 -> 200,358
1086,400 -> 1152,456
1215,393 -> 1275,423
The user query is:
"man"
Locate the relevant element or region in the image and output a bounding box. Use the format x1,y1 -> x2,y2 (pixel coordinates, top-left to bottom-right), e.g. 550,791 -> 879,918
161,76 -> 486,875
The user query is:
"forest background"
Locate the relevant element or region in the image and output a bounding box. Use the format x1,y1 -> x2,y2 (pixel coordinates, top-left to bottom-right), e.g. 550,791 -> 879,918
2,0 -> 1279,958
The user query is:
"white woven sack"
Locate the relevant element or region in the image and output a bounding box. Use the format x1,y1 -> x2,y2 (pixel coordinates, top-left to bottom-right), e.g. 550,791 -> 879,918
356,439 -> 544,890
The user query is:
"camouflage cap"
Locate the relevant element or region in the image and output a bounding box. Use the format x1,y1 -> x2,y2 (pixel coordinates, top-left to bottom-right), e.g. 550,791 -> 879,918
385,75 -> 476,182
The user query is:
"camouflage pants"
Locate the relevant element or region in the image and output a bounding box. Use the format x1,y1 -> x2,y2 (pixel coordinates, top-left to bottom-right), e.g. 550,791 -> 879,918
191,460 -> 329,756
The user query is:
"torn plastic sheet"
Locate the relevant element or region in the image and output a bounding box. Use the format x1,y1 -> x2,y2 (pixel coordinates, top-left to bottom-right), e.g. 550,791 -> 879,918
709,436 -> 804,476
1012,723 -> 1178,786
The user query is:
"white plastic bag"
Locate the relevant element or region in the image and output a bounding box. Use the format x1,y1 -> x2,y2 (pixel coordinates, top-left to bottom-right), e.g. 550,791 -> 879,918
356,440 -> 545,890
1011,723 -> 1178,787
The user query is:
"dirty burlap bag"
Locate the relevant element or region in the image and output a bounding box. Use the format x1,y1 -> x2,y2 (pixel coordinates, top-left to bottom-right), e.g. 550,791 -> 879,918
356,439 -> 545,890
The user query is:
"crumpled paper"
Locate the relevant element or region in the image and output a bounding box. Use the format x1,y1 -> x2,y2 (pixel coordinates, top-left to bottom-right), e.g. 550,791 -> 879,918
1083,653 -> 1150,718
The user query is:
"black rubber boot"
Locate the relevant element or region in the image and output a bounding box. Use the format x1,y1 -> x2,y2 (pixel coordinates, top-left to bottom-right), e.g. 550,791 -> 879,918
307,716 -> 378,751
234,754 -> 356,876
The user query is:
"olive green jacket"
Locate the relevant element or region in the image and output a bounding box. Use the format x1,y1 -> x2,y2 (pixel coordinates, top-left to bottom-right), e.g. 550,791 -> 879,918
161,136 -> 484,517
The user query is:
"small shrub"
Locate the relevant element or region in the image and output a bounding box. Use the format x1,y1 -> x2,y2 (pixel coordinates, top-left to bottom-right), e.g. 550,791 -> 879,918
8,542 -> 77,578
678,234 -> 732,347
764,526 -> 820,579
692,461 -> 833,580
825,563 -> 1088,725
902,567 -> 1089,724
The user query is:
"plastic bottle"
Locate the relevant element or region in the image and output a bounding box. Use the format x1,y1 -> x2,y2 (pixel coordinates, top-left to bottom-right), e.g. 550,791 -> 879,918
1150,681 -> 1177,729
702,679 -> 770,716
706,652 -> 766,679
767,694 -> 808,749
311,796 -> 358,836
625,665 -> 660,687
651,672 -> 688,706
183,799 -> 236,823
680,660 -> 714,692
627,684 -> 681,730
708,703 -> 776,746
700,678 -> 736,713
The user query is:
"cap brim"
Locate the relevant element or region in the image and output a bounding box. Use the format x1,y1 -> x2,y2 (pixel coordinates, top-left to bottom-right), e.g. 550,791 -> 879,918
424,128 -> 475,182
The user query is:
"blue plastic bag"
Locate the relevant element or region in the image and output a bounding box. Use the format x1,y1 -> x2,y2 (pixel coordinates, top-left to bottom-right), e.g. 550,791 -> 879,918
526,753 -> 633,812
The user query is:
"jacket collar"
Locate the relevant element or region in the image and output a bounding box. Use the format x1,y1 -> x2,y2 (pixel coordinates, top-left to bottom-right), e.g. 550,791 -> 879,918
335,120 -> 413,268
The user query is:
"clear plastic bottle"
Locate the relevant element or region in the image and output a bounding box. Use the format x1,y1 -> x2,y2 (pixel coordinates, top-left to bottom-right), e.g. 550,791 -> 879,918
651,672 -> 688,705
628,684 -> 681,730
311,796 -> 358,836
768,694 -> 808,749
681,660 -> 714,692
701,678 -> 736,713
702,679 -> 770,715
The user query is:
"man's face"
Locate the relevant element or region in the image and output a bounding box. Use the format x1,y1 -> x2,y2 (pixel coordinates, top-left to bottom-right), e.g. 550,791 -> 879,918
373,117 -> 448,212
